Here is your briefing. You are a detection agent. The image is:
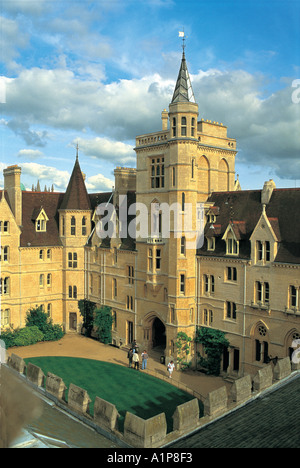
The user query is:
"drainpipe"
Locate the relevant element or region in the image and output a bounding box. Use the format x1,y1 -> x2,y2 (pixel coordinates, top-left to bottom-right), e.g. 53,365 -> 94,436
242,261 -> 247,375
134,253 -> 137,342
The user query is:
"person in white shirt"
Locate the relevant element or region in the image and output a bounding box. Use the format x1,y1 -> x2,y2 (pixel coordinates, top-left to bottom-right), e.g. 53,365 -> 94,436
132,351 -> 140,370
167,360 -> 175,378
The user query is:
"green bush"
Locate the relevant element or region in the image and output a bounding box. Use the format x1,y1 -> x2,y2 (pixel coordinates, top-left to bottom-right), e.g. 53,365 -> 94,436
93,306 -> 113,344
25,305 -> 64,341
0,330 -> 16,348
195,326 -> 230,375
13,326 -> 44,347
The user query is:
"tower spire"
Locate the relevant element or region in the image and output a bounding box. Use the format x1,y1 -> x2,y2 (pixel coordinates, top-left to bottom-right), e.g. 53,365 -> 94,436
171,32 -> 195,104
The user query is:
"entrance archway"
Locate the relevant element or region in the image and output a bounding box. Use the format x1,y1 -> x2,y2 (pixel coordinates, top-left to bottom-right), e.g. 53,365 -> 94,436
152,317 -> 166,350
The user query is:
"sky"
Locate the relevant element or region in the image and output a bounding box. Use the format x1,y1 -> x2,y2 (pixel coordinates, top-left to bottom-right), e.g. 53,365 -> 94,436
0,0 -> 300,193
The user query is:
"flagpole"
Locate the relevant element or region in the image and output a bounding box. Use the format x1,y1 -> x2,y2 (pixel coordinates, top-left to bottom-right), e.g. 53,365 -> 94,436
178,30 -> 186,54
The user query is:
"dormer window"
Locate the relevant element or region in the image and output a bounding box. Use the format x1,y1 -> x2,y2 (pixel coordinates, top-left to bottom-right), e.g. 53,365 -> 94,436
256,241 -> 271,263
207,237 -> 215,251
227,235 -> 239,255
35,209 -> 48,232
222,224 -> 239,256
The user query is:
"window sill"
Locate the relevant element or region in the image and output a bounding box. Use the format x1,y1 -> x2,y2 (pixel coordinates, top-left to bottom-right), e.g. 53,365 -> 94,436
284,307 -> 300,315
251,301 -> 271,314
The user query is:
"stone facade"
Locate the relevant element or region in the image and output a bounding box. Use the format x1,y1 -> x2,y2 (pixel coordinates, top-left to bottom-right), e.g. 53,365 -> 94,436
1,51 -> 299,379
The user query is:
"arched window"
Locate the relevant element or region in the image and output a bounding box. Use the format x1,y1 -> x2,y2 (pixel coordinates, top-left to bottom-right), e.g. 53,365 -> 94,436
180,236 -> 186,255
191,117 -> 195,137
182,192 -> 185,211
39,274 -> 44,288
47,273 -> 52,286
82,217 -> 87,236
71,216 -> 76,236
181,116 -> 187,136
191,158 -> 195,179
172,117 -> 176,137
172,167 -> 176,186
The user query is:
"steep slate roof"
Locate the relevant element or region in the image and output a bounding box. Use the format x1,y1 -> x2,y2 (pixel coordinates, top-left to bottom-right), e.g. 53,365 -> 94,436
20,191 -> 64,247
171,51 -> 196,103
0,157 -> 113,248
198,188 -> 300,264
170,373 -> 300,448
60,157 -> 91,211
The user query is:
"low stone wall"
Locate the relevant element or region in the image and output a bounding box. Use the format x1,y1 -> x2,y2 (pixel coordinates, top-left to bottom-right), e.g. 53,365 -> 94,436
124,412 -> 167,448
5,353 -> 299,448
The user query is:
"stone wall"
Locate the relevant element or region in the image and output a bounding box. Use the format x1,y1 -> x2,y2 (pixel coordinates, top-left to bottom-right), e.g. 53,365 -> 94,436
4,353 -> 299,448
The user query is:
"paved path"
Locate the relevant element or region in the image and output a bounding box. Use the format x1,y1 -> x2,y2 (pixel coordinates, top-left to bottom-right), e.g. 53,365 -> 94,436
7,333 -> 230,399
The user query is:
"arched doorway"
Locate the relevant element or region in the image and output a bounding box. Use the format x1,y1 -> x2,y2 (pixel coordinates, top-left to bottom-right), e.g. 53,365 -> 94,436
152,317 -> 166,349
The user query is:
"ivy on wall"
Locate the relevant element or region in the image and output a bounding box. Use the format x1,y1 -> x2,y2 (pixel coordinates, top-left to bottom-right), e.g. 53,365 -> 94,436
78,299 -> 96,337
93,306 -> 113,344
195,326 -> 230,375
175,331 -> 192,370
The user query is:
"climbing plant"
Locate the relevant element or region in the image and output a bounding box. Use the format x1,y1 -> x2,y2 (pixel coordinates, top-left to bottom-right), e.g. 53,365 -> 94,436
175,331 -> 192,370
78,299 -> 96,337
93,306 -> 113,344
195,326 -> 230,376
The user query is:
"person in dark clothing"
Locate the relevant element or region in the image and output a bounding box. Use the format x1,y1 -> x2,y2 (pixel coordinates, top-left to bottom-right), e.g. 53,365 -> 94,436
127,348 -> 133,368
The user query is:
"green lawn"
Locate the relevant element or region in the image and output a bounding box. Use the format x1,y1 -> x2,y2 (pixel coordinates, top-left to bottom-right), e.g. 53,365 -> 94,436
24,356 -> 198,432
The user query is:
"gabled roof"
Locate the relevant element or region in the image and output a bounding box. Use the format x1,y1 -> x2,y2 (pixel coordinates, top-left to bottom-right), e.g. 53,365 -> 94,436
21,191 -> 64,247
60,157 -> 91,211
198,188 -> 300,264
171,51 -> 196,104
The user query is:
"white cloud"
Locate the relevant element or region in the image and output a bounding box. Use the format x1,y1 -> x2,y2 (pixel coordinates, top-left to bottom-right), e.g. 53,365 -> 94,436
86,173 -> 114,192
17,149 -> 44,160
191,69 -> 300,179
4,67 -> 173,141
0,16 -> 29,69
2,63 -> 300,181
73,137 -> 136,166
20,162 -> 70,190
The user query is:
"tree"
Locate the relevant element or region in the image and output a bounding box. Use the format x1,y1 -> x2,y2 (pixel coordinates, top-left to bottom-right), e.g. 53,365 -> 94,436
78,299 -> 96,337
93,306 -> 113,344
195,327 -> 230,375
175,331 -> 192,370
25,305 -> 64,341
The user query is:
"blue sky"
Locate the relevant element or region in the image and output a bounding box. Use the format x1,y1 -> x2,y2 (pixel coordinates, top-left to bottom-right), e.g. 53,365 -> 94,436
1,0 -> 300,192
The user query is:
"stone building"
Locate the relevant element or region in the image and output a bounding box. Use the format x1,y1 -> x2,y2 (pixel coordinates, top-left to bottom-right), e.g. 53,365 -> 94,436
1,51 -> 299,377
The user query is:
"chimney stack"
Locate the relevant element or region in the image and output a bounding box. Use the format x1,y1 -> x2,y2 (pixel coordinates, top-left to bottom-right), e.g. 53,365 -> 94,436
3,165 -> 22,227
261,179 -> 276,206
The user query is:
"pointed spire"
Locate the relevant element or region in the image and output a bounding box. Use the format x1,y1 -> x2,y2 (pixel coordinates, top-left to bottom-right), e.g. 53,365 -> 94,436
60,150 -> 91,211
171,48 -> 195,104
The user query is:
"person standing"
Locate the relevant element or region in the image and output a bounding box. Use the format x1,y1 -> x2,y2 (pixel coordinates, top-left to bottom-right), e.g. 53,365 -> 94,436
133,351 -> 140,370
167,360 -> 175,378
132,340 -> 137,353
141,350 -> 148,370
127,348 -> 133,368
